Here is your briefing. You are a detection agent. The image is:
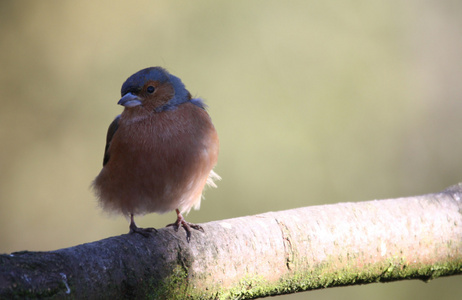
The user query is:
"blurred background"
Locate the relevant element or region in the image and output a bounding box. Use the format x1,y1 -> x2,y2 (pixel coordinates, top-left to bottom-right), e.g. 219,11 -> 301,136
1,1 -> 461,299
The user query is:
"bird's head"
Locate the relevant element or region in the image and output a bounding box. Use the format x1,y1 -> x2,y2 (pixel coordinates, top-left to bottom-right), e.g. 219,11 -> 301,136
118,67 -> 203,112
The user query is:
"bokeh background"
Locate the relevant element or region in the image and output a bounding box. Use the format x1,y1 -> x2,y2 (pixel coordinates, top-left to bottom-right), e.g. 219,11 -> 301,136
1,1 -> 461,299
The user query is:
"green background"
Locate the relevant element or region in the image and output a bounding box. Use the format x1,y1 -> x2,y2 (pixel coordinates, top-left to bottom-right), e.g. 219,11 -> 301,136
1,1 -> 461,299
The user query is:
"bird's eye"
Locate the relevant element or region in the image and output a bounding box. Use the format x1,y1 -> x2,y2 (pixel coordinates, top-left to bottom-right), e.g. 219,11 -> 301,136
147,86 -> 155,94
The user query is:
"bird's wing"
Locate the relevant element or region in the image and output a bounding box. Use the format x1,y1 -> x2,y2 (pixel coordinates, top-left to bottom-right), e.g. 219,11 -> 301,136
102,115 -> 120,166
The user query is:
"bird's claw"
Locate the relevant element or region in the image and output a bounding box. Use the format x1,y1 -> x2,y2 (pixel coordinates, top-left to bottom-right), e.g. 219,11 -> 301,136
167,211 -> 204,242
129,222 -> 157,238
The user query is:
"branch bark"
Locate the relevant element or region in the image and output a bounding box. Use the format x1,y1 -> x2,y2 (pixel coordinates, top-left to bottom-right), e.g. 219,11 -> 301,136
1,184 -> 462,299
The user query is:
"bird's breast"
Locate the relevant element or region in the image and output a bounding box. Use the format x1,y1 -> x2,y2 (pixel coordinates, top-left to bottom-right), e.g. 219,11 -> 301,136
95,102 -> 218,215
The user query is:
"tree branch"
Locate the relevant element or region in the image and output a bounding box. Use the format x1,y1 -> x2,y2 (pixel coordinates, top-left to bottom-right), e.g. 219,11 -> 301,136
1,184 -> 462,299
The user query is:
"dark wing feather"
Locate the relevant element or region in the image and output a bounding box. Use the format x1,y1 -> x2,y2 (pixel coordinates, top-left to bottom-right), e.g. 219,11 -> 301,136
103,115 -> 120,166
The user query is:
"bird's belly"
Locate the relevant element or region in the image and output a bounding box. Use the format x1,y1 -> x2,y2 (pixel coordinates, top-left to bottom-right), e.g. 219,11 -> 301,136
93,142 -> 212,216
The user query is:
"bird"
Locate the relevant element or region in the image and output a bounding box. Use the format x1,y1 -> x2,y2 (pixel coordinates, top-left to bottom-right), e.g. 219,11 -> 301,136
92,67 -> 220,241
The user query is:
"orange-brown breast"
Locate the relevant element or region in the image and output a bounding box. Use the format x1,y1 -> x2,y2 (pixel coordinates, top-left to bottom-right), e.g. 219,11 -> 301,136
93,102 -> 219,216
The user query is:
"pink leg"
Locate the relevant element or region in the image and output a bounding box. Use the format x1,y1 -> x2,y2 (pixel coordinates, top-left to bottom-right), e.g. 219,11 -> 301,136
167,209 -> 204,242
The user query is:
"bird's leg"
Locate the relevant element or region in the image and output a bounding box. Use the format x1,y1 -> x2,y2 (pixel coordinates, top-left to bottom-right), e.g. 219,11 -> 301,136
129,213 -> 157,237
167,209 -> 204,242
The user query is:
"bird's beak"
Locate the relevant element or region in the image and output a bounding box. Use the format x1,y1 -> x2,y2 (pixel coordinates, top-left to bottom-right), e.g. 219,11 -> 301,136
118,93 -> 142,108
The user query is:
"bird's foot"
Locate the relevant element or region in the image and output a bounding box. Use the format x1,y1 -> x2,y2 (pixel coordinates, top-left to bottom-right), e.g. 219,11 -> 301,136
167,210 -> 204,242
129,214 -> 157,238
